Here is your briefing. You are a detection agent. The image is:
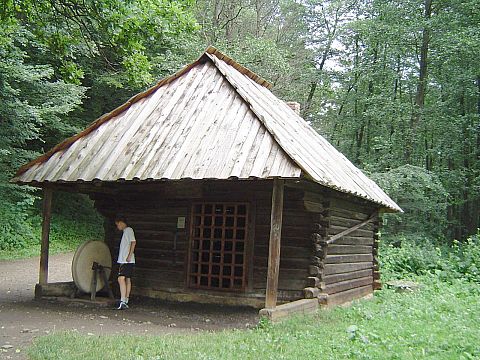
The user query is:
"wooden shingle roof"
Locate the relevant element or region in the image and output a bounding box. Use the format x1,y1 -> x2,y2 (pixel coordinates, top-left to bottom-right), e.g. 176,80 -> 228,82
12,46 -> 401,212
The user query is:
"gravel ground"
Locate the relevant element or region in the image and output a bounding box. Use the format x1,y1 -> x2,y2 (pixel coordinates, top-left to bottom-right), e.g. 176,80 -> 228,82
0,253 -> 259,359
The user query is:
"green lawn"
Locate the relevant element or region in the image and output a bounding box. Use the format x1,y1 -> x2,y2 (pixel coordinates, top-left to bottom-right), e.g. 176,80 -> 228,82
28,276 -> 480,360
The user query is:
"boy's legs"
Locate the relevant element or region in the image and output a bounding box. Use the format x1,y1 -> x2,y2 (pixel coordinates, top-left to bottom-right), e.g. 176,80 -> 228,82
126,278 -> 131,300
118,275 -> 127,302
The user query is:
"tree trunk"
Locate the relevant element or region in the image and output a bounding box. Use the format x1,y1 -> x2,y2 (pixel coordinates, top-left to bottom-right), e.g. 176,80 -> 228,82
303,4 -> 341,116
406,0 -> 433,163
477,75 -> 480,160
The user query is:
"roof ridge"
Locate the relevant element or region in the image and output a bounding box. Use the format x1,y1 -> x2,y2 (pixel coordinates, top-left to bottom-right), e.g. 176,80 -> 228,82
204,46 -> 273,89
205,51 -> 308,178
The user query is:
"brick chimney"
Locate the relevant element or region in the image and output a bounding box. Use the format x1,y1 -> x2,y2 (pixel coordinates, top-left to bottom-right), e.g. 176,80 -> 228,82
285,101 -> 301,115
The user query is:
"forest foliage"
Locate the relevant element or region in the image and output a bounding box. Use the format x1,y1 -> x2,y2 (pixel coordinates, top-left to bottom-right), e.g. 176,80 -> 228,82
0,0 -> 479,251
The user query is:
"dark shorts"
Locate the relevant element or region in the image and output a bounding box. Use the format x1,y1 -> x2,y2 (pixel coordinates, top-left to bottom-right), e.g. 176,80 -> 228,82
118,263 -> 134,278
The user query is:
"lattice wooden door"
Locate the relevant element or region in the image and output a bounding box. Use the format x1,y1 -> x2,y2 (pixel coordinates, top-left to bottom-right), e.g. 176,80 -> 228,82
188,203 -> 248,291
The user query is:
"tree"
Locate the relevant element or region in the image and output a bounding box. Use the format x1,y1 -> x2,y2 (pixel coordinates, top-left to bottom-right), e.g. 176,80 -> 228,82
0,20 -> 85,249
0,0 -> 199,249
195,0 -> 315,102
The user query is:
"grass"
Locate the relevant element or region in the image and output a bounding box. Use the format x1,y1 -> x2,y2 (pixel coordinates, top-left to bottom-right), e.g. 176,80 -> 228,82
28,275 -> 480,360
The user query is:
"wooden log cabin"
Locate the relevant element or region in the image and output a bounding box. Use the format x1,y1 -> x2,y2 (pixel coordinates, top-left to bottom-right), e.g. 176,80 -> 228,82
12,46 -> 402,319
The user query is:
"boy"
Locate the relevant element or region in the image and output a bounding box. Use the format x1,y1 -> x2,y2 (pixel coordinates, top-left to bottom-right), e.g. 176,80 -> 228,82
114,216 -> 136,310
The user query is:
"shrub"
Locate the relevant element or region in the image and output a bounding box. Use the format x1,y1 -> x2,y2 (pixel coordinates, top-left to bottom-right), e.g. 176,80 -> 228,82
443,235 -> 480,283
0,202 -> 37,250
380,232 -> 480,283
0,190 -> 104,256
0,183 -> 38,250
379,234 -> 443,279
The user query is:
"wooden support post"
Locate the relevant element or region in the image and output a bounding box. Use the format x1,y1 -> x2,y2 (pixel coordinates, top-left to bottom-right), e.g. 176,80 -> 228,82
39,188 -> 53,285
265,178 -> 284,309
101,268 -> 115,299
90,267 -> 98,301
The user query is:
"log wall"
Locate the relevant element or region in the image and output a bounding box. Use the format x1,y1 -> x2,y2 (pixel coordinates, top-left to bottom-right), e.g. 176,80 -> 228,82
302,184 -> 379,307
92,180 -> 313,305
91,179 -> 380,308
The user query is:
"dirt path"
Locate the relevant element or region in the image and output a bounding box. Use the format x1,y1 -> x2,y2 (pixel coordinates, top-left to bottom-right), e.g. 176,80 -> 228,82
0,253 -> 258,359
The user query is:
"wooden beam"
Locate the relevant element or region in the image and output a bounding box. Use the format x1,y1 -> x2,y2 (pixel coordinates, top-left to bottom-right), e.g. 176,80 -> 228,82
39,188 -> 53,285
35,282 -> 76,298
259,298 -> 318,322
326,213 -> 377,244
265,179 -> 284,309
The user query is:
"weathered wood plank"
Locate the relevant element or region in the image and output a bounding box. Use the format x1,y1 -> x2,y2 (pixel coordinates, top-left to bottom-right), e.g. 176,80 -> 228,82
328,216 -> 376,231
303,287 -> 320,299
265,178 -> 284,309
313,246 -> 327,258
136,258 -> 184,271
325,276 -> 373,295
253,277 -> 307,291
39,188 -> 53,285
253,256 -> 311,270
303,200 -> 324,213
124,222 -> 180,230
134,268 -> 184,279
112,244 -> 187,255
134,271 -> 185,288
134,287 -> 290,308
253,268 -> 308,290
328,208 -> 370,221
255,212 -> 313,227
329,196 -> 376,215
255,225 -> 311,239
35,281 -> 76,299
259,298 -> 318,321
323,262 -> 372,275
330,236 -> 374,246
302,191 -> 326,203
312,222 -> 330,233
310,256 -> 324,266
325,284 -> 373,307
327,224 -> 375,242
311,232 -> 328,244
322,269 -> 373,285
254,245 -> 311,259
134,240 -> 187,251
308,265 -> 322,276
373,280 -> 382,290
325,254 -> 373,264
328,244 -> 372,255
306,276 -> 321,287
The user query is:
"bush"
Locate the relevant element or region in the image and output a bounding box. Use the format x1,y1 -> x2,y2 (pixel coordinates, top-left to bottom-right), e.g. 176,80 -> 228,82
0,201 -> 37,250
443,236 -> 480,283
0,183 -> 38,250
0,190 -> 104,258
379,234 -> 443,279
380,232 -> 480,283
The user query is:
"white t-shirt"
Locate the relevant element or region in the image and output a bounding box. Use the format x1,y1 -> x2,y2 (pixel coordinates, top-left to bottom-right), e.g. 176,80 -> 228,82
117,227 -> 136,264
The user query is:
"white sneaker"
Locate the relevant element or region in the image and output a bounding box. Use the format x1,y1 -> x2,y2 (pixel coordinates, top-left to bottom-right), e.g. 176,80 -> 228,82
116,301 -> 128,310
